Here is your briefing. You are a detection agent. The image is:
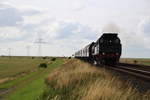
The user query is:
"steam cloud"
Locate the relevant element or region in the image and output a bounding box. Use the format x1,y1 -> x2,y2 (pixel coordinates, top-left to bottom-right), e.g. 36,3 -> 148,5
102,22 -> 120,33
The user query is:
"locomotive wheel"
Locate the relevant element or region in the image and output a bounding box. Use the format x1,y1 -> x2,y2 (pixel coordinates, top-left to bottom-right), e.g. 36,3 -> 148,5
101,60 -> 106,65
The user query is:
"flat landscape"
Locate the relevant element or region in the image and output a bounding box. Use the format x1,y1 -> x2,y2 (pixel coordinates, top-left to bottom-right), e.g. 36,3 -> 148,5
0,56 -> 64,100
0,0 -> 150,100
0,57 -> 150,100
120,58 -> 150,66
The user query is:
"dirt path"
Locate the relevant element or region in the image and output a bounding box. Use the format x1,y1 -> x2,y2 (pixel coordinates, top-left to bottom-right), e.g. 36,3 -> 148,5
0,78 -> 12,84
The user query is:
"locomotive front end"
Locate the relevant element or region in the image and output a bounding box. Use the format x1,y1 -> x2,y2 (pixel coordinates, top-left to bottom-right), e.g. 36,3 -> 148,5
93,33 -> 122,65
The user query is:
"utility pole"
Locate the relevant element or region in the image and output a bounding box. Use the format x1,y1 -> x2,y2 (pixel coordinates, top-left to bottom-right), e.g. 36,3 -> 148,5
35,37 -> 46,57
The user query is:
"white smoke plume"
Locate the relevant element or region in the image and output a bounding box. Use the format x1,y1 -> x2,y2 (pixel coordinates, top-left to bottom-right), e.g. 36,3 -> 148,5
102,22 -> 120,33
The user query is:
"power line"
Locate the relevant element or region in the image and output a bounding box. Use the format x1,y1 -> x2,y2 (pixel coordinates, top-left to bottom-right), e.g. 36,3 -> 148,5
34,37 -> 47,57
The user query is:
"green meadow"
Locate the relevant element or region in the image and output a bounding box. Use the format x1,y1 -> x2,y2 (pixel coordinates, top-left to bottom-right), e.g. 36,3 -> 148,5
0,56 -> 64,100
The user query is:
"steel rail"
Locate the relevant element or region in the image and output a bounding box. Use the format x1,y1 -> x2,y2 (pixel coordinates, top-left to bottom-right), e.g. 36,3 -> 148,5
116,66 -> 150,76
108,64 -> 150,82
118,63 -> 150,68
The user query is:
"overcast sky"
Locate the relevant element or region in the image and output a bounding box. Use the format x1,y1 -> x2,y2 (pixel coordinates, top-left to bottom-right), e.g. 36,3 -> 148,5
0,0 -> 150,57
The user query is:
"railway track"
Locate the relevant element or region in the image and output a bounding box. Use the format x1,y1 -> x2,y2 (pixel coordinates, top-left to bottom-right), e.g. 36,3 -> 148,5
118,63 -> 150,72
107,63 -> 150,82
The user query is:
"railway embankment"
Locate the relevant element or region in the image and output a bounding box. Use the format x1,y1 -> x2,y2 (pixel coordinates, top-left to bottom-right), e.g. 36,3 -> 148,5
37,59 -> 150,100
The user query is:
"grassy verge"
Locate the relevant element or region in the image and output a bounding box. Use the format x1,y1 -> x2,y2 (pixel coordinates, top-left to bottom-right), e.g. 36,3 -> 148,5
0,57 -> 64,100
38,59 -> 150,100
120,58 -> 150,66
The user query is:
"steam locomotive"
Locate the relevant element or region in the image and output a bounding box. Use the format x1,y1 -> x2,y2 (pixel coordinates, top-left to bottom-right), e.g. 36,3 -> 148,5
75,33 -> 122,65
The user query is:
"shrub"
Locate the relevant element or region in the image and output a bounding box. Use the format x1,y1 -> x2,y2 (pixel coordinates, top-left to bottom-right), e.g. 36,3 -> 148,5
43,57 -> 47,59
134,60 -> 138,64
51,58 -> 56,61
38,63 -> 48,68
68,57 -> 71,59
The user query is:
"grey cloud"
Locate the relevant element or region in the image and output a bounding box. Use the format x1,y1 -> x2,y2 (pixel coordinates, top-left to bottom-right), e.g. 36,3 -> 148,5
7,24 -> 38,42
0,3 -> 96,43
0,3 -> 43,43
0,3 -> 42,27
0,34 -> 30,42
77,24 -> 97,40
55,22 -> 79,39
21,8 -> 42,16
123,44 -> 150,58
142,19 -> 150,36
55,21 -> 97,40
0,4 -> 23,27
0,26 -> 36,43
120,18 -> 150,57
21,24 -> 38,33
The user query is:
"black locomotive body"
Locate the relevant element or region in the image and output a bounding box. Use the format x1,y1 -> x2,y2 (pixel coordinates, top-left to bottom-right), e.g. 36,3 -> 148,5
92,33 -> 121,65
75,33 -> 122,65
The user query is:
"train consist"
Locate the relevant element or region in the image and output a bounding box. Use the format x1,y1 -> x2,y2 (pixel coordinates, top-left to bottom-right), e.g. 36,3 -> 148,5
75,33 -> 122,65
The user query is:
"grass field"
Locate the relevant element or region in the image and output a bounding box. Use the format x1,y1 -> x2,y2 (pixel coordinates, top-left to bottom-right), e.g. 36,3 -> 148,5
1,57 -> 150,100
0,56 -> 65,100
120,58 -> 150,66
0,57 -> 42,79
38,59 -> 150,100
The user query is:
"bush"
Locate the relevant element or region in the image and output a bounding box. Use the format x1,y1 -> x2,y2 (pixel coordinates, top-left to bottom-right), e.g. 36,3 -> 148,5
38,63 -> 48,68
134,60 -> 138,64
43,57 -> 47,59
51,58 -> 56,61
68,57 -> 71,59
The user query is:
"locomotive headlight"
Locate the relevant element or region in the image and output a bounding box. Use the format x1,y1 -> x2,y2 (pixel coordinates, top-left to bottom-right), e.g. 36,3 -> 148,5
115,39 -> 119,43
102,52 -> 105,55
